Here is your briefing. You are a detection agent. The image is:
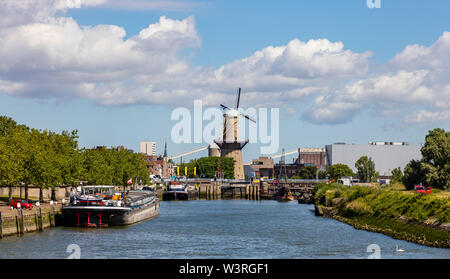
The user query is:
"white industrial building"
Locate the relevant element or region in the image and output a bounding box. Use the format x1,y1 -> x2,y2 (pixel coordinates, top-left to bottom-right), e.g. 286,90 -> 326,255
325,142 -> 422,176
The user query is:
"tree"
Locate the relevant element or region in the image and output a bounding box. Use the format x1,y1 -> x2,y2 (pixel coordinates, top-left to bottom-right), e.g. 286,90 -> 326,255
355,156 -> 377,182
318,170 -> 327,179
391,167 -> 403,184
402,128 -> 449,190
326,164 -> 353,181
0,116 -> 29,202
176,157 -> 235,179
420,128 -> 449,190
297,165 -> 318,179
402,160 -> 425,190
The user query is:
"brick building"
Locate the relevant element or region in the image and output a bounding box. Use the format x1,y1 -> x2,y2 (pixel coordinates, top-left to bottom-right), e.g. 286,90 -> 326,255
297,148 -> 327,170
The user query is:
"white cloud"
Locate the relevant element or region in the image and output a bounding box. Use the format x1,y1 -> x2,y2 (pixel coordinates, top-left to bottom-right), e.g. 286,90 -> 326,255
0,1 -> 448,127
303,32 -> 450,125
0,0 -> 106,27
404,110 -> 450,124
102,0 -> 205,11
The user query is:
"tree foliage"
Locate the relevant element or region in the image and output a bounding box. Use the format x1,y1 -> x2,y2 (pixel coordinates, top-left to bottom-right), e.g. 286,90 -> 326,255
391,167 -> 403,184
297,165 -> 319,179
0,116 -> 150,201
355,156 -> 377,182
326,164 -> 353,181
403,128 -> 449,190
176,157 -> 235,179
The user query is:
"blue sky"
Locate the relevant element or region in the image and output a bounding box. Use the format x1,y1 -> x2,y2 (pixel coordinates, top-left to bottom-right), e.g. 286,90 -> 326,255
0,0 -> 449,162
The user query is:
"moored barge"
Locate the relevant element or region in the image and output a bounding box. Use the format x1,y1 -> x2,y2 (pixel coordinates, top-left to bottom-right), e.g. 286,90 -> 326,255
162,181 -> 198,201
62,186 -> 159,227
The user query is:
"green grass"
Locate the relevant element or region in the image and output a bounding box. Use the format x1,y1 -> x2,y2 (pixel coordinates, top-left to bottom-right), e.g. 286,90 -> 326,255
314,183 -> 450,224
314,183 -> 450,247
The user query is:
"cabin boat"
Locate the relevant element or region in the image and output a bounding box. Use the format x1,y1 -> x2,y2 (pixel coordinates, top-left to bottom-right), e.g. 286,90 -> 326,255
162,181 -> 198,201
63,186 -> 159,227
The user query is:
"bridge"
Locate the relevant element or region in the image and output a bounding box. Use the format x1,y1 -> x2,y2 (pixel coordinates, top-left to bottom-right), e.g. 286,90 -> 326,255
166,178 -> 328,200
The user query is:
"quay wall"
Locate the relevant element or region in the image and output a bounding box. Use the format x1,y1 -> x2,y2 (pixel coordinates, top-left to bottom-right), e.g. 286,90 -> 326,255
0,205 -> 61,238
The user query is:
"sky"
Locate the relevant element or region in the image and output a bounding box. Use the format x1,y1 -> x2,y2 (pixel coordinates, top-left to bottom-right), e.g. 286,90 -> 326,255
0,0 -> 449,162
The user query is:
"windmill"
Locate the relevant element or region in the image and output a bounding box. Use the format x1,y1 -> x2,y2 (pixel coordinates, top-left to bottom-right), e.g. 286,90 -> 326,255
214,88 -> 256,179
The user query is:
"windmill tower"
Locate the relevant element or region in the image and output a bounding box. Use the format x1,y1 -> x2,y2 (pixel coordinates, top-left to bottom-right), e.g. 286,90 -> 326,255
214,88 -> 256,179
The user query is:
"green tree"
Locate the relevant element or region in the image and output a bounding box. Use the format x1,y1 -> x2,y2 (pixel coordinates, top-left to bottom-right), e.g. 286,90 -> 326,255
297,165 -> 318,179
402,160 -> 425,190
326,164 -> 353,181
420,128 -> 449,189
355,156 -> 377,182
391,167 -> 403,184
0,116 -> 30,202
318,170 -> 327,179
176,157 -> 235,179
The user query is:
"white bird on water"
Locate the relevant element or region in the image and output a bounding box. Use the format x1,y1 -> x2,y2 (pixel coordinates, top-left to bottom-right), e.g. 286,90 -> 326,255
396,245 -> 405,252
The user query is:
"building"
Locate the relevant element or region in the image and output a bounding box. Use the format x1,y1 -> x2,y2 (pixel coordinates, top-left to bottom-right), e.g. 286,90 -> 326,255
140,141 -> 156,156
325,142 -> 422,176
144,155 -> 174,178
249,157 -> 274,178
273,163 -> 303,178
297,148 -> 327,170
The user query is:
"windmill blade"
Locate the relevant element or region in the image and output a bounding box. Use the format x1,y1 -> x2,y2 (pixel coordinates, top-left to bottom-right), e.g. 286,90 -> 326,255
236,88 -> 241,109
239,112 -> 256,123
220,104 -> 230,110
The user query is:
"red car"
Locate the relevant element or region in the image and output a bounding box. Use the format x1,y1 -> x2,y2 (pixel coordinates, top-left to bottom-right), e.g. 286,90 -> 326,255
10,199 -> 33,209
414,185 -> 431,194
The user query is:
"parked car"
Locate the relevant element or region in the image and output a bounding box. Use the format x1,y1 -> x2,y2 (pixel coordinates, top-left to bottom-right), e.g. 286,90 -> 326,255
10,199 -> 33,209
414,185 -> 431,194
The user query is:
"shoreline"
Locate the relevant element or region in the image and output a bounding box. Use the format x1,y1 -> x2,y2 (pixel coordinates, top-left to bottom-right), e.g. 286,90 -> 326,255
315,204 -> 450,249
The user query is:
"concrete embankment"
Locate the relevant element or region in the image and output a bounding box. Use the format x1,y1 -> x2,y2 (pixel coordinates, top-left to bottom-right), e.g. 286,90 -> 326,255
0,204 -> 61,238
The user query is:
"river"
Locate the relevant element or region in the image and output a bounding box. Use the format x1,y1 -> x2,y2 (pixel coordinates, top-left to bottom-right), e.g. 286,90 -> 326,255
0,200 -> 449,259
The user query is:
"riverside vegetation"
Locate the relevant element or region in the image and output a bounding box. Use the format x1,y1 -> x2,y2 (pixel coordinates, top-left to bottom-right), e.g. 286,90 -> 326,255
0,116 -> 149,202
312,128 -> 449,248
313,183 -> 450,248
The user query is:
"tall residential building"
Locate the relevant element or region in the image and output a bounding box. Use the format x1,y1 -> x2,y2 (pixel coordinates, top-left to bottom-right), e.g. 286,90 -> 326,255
140,141 -> 156,156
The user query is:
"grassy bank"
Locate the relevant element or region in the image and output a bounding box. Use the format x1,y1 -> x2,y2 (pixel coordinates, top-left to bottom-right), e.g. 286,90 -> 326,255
313,183 -> 450,248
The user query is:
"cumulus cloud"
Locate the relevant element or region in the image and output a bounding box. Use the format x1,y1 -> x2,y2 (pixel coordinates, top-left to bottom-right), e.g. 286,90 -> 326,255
102,0 -> 205,11
0,1 -> 448,127
303,32 -> 450,125
0,0 -> 106,27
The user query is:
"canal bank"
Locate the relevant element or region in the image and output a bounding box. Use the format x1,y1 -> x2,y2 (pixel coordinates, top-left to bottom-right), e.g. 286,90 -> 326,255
0,203 -> 61,238
313,183 -> 450,248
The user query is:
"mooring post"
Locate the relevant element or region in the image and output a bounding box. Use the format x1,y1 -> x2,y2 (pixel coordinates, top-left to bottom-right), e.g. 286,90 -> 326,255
0,211 -> 3,238
17,207 -> 24,235
50,201 -> 55,227
37,205 -> 43,231
246,186 -> 249,200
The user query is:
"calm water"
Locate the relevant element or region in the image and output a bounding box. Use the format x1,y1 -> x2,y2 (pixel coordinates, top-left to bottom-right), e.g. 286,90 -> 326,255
0,200 -> 449,259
